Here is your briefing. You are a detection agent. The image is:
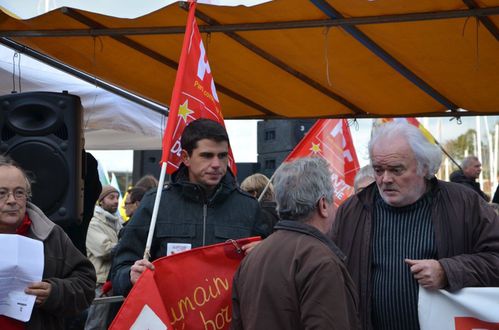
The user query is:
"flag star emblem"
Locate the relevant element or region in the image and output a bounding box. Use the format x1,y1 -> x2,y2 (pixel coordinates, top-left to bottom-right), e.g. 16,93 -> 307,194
178,100 -> 194,122
310,142 -> 321,154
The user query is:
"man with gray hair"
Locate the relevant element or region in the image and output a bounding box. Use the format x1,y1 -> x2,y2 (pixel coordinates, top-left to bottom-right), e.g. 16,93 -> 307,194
231,157 -> 360,330
450,156 -> 489,201
332,122 -> 499,330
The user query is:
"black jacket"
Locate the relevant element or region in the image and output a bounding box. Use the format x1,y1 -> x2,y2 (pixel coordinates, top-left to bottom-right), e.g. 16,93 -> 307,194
449,170 -> 489,201
111,166 -> 270,296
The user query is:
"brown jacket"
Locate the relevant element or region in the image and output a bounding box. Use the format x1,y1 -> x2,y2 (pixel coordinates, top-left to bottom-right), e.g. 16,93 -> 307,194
331,178 -> 499,330
26,203 -> 96,330
232,220 -> 360,330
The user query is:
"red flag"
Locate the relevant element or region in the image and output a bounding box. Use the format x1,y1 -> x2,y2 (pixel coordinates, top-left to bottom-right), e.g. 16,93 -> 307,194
110,237 -> 261,330
160,1 -> 237,175
285,119 -> 360,207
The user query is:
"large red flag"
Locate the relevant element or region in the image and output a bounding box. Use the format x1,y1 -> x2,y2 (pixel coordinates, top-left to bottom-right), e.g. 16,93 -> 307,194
160,1 -> 236,175
285,119 -> 360,207
110,237 -> 260,330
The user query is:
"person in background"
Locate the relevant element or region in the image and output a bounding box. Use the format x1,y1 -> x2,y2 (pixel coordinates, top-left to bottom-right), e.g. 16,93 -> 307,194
111,119 -> 270,297
449,156 -> 489,201
105,185 -> 148,327
0,155 -> 95,330
240,173 -> 279,230
353,165 -> 375,193
332,122 -> 499,330
135,174 -> 159,192
119,175 -> 158,225
85,185 -> 122,330
232,157 -> 360,330
123,187 -> 146,219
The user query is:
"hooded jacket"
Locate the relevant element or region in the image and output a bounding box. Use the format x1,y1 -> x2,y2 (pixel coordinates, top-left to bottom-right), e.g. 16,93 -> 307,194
331,179 -> 499,330
25,203 -> 96,330
111,166 -> 270,296
86,205 -> 121,283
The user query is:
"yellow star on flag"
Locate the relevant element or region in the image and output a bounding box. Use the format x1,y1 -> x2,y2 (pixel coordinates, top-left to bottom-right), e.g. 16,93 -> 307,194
178,100 -> 194,122
310,142 -> 321,154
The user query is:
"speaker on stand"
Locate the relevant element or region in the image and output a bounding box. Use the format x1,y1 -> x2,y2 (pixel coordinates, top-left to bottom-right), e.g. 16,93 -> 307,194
0,91 -> 84,225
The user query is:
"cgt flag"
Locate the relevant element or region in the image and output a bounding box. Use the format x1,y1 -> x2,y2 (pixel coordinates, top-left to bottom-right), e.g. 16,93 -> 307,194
160,1 -> 236,175
285,119 -> 360,208
110,237 -> 261,330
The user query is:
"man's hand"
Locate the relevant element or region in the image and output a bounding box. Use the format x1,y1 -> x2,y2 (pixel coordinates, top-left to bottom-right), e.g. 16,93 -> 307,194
241,241 -> 262,255
130,259 -> 155,285
25,281 -> 52,305
405,258 -> 448,290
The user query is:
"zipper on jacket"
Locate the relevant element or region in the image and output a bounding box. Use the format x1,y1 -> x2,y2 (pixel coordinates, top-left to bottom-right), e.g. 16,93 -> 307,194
202,204 -> 207,245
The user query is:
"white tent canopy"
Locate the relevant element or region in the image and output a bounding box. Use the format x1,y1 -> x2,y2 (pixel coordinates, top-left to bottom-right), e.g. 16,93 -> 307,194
0,45 -> 165,150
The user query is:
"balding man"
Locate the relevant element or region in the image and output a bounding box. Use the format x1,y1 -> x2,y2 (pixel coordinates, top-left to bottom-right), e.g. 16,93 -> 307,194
450,156 -> 489,201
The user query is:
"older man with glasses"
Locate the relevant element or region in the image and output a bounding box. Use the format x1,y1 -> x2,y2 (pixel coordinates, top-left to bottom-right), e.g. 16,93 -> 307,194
0,155 -> 96,330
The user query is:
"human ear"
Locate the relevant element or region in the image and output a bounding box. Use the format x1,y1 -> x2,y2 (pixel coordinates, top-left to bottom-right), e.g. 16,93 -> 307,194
318,197 -> 329,218
181,150 -> 190,165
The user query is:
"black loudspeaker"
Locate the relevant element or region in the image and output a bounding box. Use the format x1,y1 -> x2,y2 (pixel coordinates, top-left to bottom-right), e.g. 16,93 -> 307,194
0,91 -> 84,225
133,150 -> 162,184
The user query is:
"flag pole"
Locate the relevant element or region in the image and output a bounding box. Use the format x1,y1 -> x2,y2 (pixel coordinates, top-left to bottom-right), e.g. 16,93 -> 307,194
257,171 -> 276,203
434,139 -> 461,170
143,162 -> 167,260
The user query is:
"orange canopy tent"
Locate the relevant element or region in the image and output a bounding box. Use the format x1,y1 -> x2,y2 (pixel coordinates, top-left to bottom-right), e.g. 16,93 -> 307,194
0,0 -> 498,119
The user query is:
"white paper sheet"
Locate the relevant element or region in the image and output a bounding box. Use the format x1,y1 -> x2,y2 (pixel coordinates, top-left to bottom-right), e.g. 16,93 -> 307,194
0,234 -> 44,322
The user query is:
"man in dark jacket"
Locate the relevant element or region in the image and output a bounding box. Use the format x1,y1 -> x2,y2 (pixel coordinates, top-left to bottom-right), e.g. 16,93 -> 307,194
0,155 -> 96,330
232,157 -> 360,330
449,156 -> 489,201
332,122 -> 499,330
111,119 -> 270,296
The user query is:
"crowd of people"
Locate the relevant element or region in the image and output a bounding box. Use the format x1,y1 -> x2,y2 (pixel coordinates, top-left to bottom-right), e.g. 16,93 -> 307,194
1,118 -> 499,330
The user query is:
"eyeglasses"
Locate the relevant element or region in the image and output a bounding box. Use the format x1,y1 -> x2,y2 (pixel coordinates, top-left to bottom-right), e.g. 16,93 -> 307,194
124,201 -> 136,206
0,189 -> 29,202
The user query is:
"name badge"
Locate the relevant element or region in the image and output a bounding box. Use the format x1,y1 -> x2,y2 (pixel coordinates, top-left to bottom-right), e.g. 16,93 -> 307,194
166,243 -> 192,256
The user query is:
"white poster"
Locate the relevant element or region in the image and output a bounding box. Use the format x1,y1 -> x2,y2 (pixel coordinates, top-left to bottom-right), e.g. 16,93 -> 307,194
419,287 -> 499,330
0,234 -> 44,322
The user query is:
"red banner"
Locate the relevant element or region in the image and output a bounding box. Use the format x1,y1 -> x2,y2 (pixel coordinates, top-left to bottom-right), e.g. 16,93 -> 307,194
455,317 -> 499,330
110,237 -> 261,330
285,119 -> 360,207
160,1 -> 236,175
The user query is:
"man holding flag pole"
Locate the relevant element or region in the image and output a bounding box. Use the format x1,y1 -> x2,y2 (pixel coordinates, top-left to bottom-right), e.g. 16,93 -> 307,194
110,0 -> 269,298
